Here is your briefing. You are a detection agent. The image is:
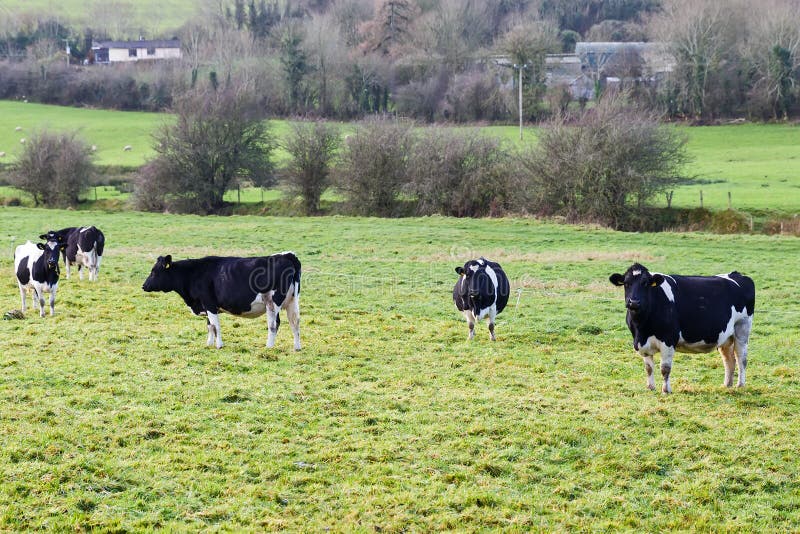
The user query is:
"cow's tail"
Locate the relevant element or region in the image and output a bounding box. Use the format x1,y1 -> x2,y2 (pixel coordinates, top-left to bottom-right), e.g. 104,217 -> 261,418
283,251 -> 301,298
731,271 -> 756,316
95,229 -> 105,259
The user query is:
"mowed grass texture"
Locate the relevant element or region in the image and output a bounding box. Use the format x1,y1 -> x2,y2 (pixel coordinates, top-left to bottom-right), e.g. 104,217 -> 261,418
1,208 -> 800,530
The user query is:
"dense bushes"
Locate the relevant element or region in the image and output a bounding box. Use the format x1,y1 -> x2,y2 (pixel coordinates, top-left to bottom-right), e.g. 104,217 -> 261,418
282,121 -> 341,215
10,130 -> 93,207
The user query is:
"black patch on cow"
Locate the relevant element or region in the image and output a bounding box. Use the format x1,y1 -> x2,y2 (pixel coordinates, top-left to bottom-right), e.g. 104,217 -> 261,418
16,256 -> 30,285
142,253 -> 301,318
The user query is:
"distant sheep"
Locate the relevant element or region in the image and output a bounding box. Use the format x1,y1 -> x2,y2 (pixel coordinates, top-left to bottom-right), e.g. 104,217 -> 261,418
91,145 -> 97,152
123,145 -> 132,151
0,151 -> 5,158
20,138 -> 25,144
15,126 -> 22,131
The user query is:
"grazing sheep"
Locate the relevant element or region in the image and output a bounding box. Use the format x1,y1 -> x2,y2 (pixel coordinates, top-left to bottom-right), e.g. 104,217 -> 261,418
20,138 -> 25,144
123,145 -> 132,151
15,126 -> 22,131
91,145 -> 97,151
0,152 -> 5,158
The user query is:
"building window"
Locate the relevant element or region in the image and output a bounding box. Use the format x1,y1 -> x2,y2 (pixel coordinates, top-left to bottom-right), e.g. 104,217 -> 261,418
147,47 -> 155,56
128,48 -> 137,57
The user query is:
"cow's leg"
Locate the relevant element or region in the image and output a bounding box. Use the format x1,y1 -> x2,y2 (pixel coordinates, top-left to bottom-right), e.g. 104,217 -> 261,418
488,308 -> 497,341
78,263 -> 84,281
284,294 -> 301,351
733,317 -> 752,388
462,310 -> 476,340
206,318 -> 215,347
718,341 -> 736,387
207,311 -> 223,348
65,260 -> 71,279
266,302 -> 279,348
642,354 -> 656,390
48,286 -> 56,316
660,347 -> 674,394
35,287 -> 46,317
18,284 -> 27,313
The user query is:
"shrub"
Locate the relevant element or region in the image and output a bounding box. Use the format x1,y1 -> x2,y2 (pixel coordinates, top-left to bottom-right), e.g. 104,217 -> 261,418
334,117 -> 414,216
517,93 -> 690,229
137,83 -> 276,214
282,121 -> 341,215
444,70 -> 511,122
11,130 -> 93,207
406,129 -> 512,217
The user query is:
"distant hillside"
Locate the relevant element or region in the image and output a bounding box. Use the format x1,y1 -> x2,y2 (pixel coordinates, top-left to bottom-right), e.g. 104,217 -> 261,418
0,0 -> 198,36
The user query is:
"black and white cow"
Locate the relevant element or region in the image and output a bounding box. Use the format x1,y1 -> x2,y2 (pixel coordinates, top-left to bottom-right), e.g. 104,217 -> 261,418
142,252 -> 301,350
453,258 -> 510,340
51,226 -> 105,281
610,263 -> 755,393
14,234 -> 67,317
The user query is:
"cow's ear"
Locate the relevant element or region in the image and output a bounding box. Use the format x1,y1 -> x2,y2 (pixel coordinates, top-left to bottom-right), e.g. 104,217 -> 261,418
164,255 -> 172,269
650,274 -> 664,287
36,243 -> 46,250
38,233 -> 48,240
455,267 -> 465,275
609,273 -> 624,286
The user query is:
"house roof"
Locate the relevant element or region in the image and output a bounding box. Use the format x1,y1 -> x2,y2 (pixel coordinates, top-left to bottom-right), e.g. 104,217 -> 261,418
92,39 -> 180,49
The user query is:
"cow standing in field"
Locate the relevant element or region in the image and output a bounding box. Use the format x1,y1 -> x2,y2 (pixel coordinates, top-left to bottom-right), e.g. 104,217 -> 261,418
14,234 -> 67,317
51,226 -> 105,281
453,258 -> 510,340
609,263 -> 755,393
142,252 -> 301,350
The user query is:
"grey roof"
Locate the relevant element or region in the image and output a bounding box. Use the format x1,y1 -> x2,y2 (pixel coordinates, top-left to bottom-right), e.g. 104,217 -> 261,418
92,39 -> 180,49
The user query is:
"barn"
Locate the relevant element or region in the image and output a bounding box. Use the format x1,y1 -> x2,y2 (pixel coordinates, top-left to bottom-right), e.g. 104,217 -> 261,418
91,39 -> 181,64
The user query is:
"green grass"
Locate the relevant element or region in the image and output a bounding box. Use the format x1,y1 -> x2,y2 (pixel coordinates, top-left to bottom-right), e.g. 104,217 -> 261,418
2,101 -> 800,214
1,207 -> 799,530
0,0 -> 198,36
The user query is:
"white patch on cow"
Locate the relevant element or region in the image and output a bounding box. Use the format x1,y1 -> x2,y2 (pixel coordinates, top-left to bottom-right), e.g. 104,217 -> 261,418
631,269 -> 641,276
476,303 -> 497,322
715,273 -> 740,286
469,264 -> 479,272
484,264 -> 499,305
675,305 -> 751,354
477,258 -> 485,265
240,291 -> 272,318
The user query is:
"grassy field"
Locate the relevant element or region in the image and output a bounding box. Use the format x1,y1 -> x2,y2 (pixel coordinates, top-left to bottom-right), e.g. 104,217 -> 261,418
1,207 -> 799,530
1,101 -> 800,213
0,0 -> 197,36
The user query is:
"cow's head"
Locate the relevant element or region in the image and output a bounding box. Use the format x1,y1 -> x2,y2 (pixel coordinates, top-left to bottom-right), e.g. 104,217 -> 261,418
36,239 -> 66,271
609,263 -> 665,319
142,255 -> 173,292
455,259 -> 496,312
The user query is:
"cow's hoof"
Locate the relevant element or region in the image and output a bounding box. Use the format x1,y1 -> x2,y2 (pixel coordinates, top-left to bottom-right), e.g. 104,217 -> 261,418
661,386 -> 672,394
647,384 -> 655,391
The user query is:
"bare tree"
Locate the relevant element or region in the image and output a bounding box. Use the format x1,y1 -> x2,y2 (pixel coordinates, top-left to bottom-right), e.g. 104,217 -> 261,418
282,121 -> 341,214
359,0 -> 420,55
650,0 -> 743,118
741,0 -> 800,119
139,84 -> 276,214
303,12 -> 347,114
12,130 -> 93,207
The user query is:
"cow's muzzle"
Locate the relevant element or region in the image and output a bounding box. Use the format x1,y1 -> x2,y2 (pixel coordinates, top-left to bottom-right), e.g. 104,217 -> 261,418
626,298 -> 640,311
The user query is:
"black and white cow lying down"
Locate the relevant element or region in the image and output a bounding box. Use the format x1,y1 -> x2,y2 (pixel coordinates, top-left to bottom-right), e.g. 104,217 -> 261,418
142,252 -> 301,350
14,234 -> 67,317
610,263 -> 755,393
51,226 -> 105,281
453,258 -> 510,340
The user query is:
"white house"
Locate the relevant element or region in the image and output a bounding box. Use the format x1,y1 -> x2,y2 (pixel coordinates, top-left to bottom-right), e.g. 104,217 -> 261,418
92,39 -> 181,64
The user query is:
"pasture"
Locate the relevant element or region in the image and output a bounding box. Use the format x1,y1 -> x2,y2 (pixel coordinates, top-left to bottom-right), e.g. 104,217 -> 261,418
1,207 -> 799,530
1,101 -> 799,215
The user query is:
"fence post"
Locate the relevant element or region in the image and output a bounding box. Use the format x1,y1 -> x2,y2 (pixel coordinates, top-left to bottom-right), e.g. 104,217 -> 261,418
700,190 -> 703,208
666,191 -> 673,208
728,191 -> 732,210
237,185 -> 241,204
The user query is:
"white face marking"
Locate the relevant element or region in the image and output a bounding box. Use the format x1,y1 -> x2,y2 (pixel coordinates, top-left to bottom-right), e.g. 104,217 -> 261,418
477,258 -> 485,265
469,264 -> 479,272
631,269 -> 641,276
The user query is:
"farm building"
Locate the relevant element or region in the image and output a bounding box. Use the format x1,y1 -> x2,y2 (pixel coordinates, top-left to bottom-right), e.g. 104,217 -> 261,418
91,39 -> 181,64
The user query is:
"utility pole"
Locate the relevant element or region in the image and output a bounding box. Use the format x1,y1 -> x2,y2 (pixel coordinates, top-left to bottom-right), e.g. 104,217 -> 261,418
63,39 -> 70,67
514,64 -> 528,141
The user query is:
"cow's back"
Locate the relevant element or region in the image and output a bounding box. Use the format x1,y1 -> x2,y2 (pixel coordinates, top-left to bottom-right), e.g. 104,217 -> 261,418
670,273 -> 754,345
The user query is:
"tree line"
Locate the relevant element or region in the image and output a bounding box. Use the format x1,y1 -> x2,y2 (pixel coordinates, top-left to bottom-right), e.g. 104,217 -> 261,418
8,80 -> 689,231
1,0 -> 798,121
